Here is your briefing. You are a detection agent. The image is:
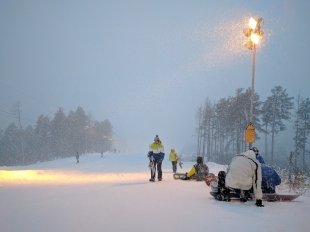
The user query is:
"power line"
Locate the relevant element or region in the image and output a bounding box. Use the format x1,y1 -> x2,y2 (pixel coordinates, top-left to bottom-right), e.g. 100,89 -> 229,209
0,105 -> 37,128
0,108 -> 16,117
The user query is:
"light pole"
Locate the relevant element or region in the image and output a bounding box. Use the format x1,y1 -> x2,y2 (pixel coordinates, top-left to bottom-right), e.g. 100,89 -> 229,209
244,17 -> 263,147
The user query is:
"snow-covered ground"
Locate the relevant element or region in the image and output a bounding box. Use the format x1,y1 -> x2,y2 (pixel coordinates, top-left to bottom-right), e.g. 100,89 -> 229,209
0,152 -> 309,232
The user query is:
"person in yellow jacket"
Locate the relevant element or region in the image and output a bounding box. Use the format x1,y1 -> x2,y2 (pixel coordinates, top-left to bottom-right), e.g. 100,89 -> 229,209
169,148 -> 179,173
148,135 -> 165,182
183,156 -> 209,181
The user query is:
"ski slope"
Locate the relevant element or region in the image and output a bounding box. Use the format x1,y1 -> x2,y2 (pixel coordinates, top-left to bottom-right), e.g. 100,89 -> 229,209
0,152 -> 309,232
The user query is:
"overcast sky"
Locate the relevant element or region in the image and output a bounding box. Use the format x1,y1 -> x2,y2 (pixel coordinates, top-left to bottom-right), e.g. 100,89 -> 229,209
0,0 -> 309,153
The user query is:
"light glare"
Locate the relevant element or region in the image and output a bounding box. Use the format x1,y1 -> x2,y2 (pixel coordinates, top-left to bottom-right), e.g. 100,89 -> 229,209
0,170 -> 148,185
249,17 -> 258,30
250,33 -> 260,44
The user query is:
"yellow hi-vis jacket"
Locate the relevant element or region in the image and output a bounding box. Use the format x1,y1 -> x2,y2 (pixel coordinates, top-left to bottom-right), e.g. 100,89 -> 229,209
169,150 -> 179,162
149,142 -> 164,154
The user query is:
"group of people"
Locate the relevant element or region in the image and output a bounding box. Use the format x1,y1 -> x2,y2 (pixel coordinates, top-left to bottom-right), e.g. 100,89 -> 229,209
213,146 -> 281,207
148,134 -> 184,182
147,134 -> 282,207
148,135 -> 209,181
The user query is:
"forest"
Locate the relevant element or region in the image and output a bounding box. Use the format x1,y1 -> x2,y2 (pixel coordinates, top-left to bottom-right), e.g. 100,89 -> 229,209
0,106 -> 113,166
196,85 -> 310,174
1,84 -> 309,176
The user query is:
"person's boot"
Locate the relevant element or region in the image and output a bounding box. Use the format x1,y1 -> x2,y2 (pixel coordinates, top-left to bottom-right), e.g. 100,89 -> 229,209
215,194 -> 224,201
224,194 -> 231,202
240,190 -> 248,202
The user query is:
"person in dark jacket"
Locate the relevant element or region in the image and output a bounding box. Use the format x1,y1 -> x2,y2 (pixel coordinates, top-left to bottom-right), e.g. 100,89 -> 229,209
261,164 -> 281,193
252,147 -> 265,164
252,147 -> 281,193
76,152 -> 80,164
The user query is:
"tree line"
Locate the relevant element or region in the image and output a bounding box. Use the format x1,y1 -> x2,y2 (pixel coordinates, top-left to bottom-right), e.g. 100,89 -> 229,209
196,85 -> 310,172
0,106 -> 113,166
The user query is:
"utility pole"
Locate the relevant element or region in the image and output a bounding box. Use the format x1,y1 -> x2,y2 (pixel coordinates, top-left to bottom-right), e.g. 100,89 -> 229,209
16,102 -> 25,165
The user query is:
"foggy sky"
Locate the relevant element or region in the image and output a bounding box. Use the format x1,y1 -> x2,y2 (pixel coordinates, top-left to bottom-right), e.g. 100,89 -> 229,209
0,0 -> 309,153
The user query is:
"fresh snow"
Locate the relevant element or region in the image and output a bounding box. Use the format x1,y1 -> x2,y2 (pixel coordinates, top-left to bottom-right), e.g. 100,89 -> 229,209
0,152 -> 309,232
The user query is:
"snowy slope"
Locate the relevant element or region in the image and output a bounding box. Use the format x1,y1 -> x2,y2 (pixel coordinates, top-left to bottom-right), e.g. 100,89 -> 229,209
0,152 -> 309,232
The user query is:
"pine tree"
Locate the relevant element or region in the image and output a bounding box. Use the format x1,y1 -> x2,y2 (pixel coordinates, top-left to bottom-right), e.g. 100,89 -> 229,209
34,115 -> 51,161
50,108 -> 67,158
262,86 -> 294,164
294,97 -> 310,171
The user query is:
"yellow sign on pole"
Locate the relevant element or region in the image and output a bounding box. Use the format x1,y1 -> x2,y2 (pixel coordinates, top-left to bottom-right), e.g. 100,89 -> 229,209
245,122 -> 255,143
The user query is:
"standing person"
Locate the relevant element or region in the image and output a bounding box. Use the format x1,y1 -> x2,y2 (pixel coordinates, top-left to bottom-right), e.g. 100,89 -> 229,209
169,148 -> 179,173
148,135 -> 165,182
225,149 -> 264,207
76,152 -> 80,164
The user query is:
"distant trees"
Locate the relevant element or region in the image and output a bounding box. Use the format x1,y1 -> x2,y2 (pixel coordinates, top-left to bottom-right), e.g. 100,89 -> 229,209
50,108 -> 67,158
196,88 -> 261,164
196,98 -> 214,161
261,86 -> 294,164
0,123 -> 20,165
196,85 -> 298,166
0,106 -> 113,166
35,115 -> 51,162
294,97 -> 310,171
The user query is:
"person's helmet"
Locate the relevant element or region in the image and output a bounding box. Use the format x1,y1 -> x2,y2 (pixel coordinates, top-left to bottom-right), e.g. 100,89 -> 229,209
154,135 -> 160,142
197,156 -> 203,164
251,147 -> 259,155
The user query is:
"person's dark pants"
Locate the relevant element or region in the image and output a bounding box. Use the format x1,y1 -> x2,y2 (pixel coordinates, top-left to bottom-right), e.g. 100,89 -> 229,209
262,186 -> 275,193
151,159 -> 162,180
171,161 -> 177,173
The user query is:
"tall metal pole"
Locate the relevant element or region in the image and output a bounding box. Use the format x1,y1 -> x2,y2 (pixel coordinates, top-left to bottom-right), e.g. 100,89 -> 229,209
250,44 -> 256,123
244,17 -> 263,150
249,44 -> 256,149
